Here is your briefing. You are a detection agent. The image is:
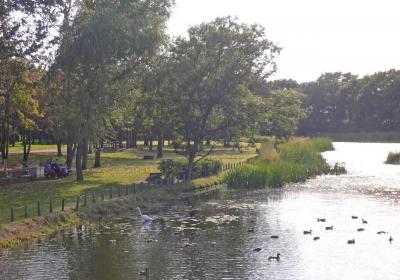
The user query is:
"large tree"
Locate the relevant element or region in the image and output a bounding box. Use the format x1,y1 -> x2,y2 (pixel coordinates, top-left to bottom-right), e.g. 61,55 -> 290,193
49,0 -> 173,181
170,17 -> 280,179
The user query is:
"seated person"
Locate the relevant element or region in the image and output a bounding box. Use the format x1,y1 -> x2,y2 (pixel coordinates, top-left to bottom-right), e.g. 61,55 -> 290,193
44,159 -> 56,178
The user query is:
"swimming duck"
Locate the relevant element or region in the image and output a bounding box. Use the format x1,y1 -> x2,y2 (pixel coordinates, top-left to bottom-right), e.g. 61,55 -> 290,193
139,268 -> 149,276
362,219 -> 368,224
248,229 -> 255,233
357,228 -> 365,232
270,235 -> 279,239
253,247 -> 262,252
347,239 -> 355,244
389,236 -> 394,244
268,253 -> 280,261
325,226 -> 333,230
303,230 -> 312,235
317,218 -> 326,222
313,237 -> 320,241
351,216 -> 358,219
377,231 -> 388,235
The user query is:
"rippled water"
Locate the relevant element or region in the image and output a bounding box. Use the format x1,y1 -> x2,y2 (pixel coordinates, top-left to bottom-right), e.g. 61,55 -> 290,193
1,142 -> 400,280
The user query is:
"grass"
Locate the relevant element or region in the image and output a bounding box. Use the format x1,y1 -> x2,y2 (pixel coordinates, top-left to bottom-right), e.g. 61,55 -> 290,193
224,137 -> 332,189
0,144 -> 256,223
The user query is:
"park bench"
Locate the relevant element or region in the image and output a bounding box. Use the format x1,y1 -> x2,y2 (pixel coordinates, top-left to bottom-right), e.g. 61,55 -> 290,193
143,155 -> 155,160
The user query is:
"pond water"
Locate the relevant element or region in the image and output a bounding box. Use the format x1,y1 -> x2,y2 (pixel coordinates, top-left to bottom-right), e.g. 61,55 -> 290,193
2,142 -> 400,280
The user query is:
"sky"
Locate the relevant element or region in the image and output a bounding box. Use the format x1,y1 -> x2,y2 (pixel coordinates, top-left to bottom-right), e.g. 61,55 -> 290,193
167,0 -> 400,82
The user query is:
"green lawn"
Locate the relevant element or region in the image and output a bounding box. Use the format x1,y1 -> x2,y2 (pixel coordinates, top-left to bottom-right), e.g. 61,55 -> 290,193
0,144 -> 256,223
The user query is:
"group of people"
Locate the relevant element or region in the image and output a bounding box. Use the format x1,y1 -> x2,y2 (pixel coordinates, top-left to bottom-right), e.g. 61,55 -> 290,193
44,159 -> 69,178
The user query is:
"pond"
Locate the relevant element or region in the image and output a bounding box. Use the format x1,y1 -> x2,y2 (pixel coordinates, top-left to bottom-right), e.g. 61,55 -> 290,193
1,142 -> 400,280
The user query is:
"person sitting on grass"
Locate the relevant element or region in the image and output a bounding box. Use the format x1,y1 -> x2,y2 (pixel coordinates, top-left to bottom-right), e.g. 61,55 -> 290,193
44,159 -> 56,178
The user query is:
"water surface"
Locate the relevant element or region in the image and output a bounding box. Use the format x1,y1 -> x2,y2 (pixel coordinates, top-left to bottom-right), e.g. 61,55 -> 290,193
1,142 -> 400,280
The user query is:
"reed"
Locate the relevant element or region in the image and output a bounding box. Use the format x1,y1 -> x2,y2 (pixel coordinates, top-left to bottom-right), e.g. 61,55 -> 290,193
225,138 -> 333,189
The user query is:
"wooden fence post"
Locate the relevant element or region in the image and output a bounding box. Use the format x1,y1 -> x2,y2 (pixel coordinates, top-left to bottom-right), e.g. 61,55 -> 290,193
101,189 -> 104,201
10,207 -> 14,222
92,191 -> 96,204
24,203 -> 28,218
75,196 -> 80,211
83,193 -> 87,207
37,201 -> 41,216
49,197 -> 53,214
110,187 -> 113,199
61,198 -> 65,212
125,186 -> 129,196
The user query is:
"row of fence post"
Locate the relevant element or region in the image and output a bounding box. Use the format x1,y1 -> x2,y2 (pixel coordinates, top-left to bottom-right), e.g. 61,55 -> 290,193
1,162 -> 246,223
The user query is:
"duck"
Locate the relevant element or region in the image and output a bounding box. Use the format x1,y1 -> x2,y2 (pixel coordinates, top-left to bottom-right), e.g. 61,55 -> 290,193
268,253 -> 280,261
362,219 -> 368,224
357,228 -> 365,232
139,268 -> 149,276
317,218 -> 326,222
313,237 -> 320,241
351,216 -> 358,219
377,231 -> 388,235
325,226 -> 333,230
389,236 -> 394,244
248,229 -> 255,233
253,247 -> 262,252
303,230 -> 312,235
109,239 -> 117,245
347,239 -> 355,244
270,235 -> 279,239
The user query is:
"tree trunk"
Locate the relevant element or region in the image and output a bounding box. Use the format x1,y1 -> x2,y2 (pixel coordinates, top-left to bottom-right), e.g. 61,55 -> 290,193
187,140 -> 199,180
82,138 -> 88,170
157,135 -> 164,158
57,142 -> 63,157
144,137 -> 149,147
22,131 -> 32,166
76,143 -> 83,181
93,148 -> 101,168
66,143 -> 76,170
149,138 -> 153,151
132,130 -> 137,148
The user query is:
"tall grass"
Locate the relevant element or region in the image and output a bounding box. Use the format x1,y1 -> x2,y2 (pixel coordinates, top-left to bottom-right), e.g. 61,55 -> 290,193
225,138 -> 333,189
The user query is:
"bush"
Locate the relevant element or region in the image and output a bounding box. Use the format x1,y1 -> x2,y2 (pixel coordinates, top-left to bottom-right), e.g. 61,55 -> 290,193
385,152 -> 400,164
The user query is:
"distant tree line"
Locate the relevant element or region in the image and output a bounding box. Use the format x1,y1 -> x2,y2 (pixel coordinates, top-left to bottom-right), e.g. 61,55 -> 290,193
268,70 -> 400,135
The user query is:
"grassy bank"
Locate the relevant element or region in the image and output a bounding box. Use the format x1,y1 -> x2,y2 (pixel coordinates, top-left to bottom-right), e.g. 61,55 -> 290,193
0,212 -> 79,248
0,143 -> 256,224
224,138 -> 333,188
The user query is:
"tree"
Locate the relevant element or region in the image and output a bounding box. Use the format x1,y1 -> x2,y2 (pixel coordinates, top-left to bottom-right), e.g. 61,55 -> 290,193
170,17 -> 280,179
261,89 -> 306,144
49,0 -> 173,181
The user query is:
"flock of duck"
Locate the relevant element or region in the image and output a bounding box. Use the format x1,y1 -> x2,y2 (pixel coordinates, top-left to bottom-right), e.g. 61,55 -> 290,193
252,215 -> 394,261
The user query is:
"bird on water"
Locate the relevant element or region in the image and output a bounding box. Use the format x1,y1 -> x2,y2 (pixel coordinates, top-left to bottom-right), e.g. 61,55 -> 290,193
137,207 -> 153,223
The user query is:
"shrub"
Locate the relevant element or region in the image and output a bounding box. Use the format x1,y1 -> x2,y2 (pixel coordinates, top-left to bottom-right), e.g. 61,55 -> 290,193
385,152 -> 400,164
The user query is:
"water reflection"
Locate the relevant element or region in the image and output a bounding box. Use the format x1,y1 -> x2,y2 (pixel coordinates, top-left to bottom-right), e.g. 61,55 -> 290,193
1,143 -> 400,279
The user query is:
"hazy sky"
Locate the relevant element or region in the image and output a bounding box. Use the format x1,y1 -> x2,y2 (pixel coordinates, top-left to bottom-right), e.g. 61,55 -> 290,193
167,0 -> 400,82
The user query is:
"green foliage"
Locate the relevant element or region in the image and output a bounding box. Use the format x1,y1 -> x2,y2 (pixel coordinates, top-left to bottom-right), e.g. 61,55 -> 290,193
385,152 -> 400,165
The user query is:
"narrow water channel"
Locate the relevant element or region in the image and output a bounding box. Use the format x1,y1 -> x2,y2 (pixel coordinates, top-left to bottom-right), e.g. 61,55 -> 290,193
1,142 -> 400,280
